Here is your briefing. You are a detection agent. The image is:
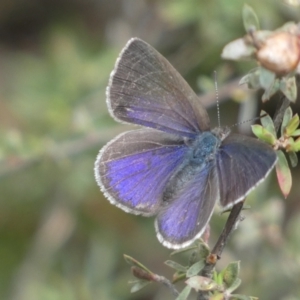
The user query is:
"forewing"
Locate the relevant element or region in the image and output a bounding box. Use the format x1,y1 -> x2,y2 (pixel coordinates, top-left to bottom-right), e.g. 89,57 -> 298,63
155,164 -> 218,249
216,134 -> 277,209
95,128 -> 188,216
107,38 -> 210,138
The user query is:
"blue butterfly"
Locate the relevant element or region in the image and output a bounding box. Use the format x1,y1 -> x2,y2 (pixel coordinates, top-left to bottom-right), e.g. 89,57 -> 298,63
94,38 -> 277,249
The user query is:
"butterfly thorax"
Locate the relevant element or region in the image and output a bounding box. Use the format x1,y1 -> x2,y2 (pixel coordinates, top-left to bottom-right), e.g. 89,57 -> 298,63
189,131 -> 221,165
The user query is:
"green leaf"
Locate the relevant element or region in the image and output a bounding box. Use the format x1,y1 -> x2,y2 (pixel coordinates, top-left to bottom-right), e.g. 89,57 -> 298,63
172,271 -> 187,283
214,270 -> 224,285
165,260 -> 187,272
251,124 -> 276,145
260,110 -> 276,137
198,241 -> 210,259
186,260 -> 205,277
280,76 -> 297,102
175,286 -> 192,300
287,137 -> 300,152
288,151 -> 298,167
242,4 -> 260,32
124,255 -> 152,274
186,276 -> 218,292
259,69 -> 280,102
130,280 -> 150,293
226,278 -> 242,293
276,150 -> 292,198
259,67 -> 276,90
239,68 -> 260,89
222,261 -> 240,289
291,129 -> 300,136
262,79 -> 280,102
285,114 -> 299,136
281,107 -> 293,136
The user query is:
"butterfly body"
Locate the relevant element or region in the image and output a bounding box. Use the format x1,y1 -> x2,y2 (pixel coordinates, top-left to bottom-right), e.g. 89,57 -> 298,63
95,38 -> 277,249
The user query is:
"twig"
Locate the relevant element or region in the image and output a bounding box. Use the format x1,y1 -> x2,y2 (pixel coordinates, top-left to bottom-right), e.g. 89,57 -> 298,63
197,201 -> 245,300
153,274 -> 180,297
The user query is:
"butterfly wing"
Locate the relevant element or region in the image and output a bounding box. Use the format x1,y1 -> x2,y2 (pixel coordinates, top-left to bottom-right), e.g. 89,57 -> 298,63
107,38 -> 210,138
95,128 -> 189,216
155,163 -> 219,249
216,134 -> 277,209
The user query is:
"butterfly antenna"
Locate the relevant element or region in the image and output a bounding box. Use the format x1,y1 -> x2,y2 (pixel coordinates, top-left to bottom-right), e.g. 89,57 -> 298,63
230,114 -> 267,128
214,71 -> 221,128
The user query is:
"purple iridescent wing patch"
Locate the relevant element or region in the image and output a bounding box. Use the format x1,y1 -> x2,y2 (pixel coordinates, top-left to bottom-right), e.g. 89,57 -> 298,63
95,128 -> 188,216
155,165 -> 218,249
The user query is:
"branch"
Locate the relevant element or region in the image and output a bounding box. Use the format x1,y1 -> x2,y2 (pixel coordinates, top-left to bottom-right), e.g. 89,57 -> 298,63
197,201 -> 245,300
153,274 -> 180,297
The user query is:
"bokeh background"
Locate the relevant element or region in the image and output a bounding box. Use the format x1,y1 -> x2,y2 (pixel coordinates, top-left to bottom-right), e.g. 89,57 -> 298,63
2,0 -> 300,299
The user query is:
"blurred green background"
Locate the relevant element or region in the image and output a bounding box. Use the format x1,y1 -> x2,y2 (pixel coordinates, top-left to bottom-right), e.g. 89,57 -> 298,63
1,0 -> 300,299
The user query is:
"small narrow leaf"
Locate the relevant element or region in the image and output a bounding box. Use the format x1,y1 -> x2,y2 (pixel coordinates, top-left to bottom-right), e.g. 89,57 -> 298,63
287,136 -> 300,152
222,261 -> 240,289
198,241 -> 210,259
130,280 -> 150,293
175,286 -> 192,300
281,107 -> 293,136
186,260 -> 205,277
165,260 -> 187,272
251,124 -> 276,145
172,271 -> 186,283
124,255 -> 152,273
226,278 -> 242,293
242,4 -> 260,32
239,68 -> 261,89
260,110 -> 276,136
276,150 -> 292,198
259,67 -> 276,90
214,270 -> 223,285
280,76 -> 297,102
288,151 -> 298,167
291,129 -> 300,136
285,114 -> 299,136
261,78 -> 280,102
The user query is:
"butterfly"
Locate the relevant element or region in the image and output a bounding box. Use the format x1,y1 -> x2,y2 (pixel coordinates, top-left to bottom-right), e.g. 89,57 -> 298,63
94,38 -> 277,249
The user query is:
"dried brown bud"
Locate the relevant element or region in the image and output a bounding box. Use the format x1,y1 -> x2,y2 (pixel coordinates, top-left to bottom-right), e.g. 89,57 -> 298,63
256,32 -> 300,75
205,253 -> 218,265
131,266 -> 154,281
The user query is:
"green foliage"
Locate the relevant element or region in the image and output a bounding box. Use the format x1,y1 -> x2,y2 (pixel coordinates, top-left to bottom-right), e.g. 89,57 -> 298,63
242,4 -> 260,32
